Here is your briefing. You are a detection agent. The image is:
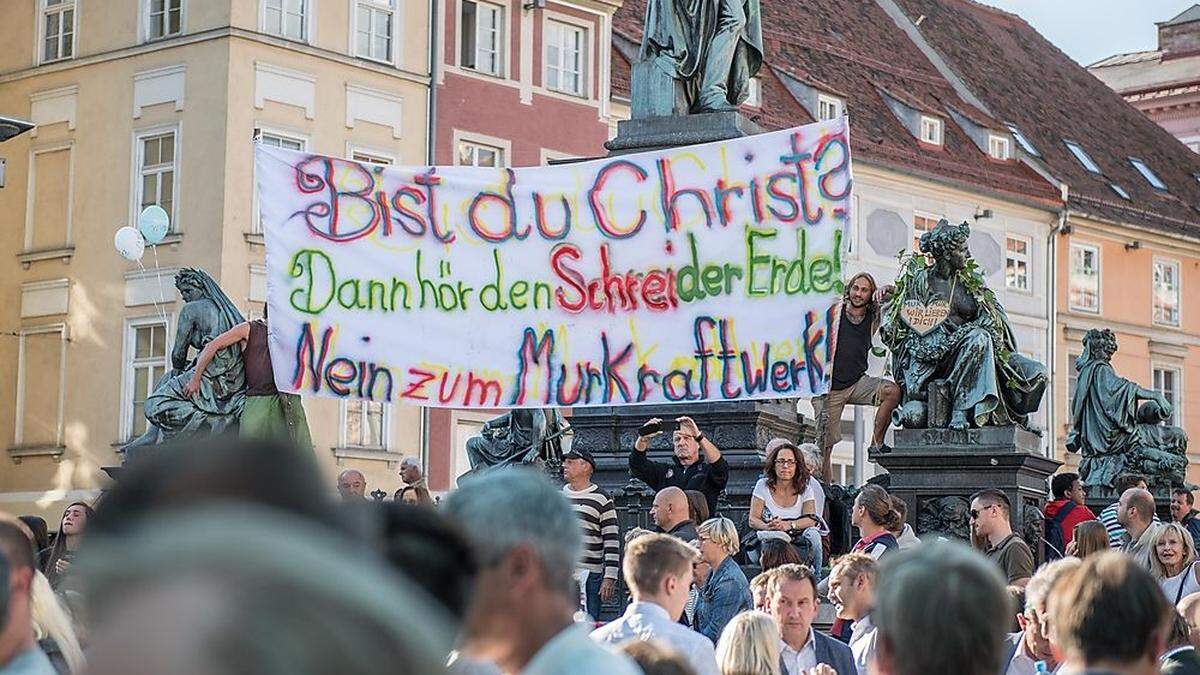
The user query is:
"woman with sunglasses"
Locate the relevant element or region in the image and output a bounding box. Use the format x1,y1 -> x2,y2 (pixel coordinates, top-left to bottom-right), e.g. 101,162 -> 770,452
748,442 -> 824,571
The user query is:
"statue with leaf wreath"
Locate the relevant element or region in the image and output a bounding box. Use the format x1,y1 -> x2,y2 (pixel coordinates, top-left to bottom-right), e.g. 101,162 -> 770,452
879,220 -> 1047,430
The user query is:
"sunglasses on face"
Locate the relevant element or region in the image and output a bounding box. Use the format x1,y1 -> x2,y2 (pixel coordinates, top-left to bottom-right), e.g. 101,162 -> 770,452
969,504 -> 996,520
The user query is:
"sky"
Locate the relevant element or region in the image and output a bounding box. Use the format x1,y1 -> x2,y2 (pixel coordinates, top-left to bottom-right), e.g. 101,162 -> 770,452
976,0 -> 1200,66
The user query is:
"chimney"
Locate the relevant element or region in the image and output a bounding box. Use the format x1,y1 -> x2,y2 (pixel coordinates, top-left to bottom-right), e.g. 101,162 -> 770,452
1158,4 -> 1200,59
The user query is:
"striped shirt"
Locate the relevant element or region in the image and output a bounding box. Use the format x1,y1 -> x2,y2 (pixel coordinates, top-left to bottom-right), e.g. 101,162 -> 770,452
564,483 -> 620,579
1099,502 -> 1160,548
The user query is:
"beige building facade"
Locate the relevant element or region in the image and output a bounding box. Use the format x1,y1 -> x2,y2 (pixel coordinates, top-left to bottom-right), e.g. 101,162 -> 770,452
0,0 -> 432,520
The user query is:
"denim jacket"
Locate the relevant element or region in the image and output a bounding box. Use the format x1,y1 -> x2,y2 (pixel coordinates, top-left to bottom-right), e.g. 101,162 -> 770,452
693,556 -> 752,643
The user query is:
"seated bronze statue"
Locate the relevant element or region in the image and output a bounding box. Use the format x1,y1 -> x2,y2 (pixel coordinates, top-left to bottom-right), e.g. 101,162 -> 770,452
880,220 -> 1046,430
461,409 -> 569,483
1067,328 -> 1188,494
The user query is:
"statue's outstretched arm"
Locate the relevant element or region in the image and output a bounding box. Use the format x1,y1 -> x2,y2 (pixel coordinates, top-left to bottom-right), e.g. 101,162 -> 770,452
183,322 -> 250,397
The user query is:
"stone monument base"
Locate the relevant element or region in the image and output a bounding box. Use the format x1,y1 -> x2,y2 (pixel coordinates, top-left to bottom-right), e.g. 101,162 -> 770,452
872,425 -> 1060,559
605,111 -> 763,155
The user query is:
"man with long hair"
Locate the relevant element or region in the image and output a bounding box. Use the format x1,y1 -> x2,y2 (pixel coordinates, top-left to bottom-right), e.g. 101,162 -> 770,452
815,271 -> 902,479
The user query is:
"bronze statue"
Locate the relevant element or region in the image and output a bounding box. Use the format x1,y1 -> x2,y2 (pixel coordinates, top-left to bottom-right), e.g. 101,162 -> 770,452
640,0 -> 763,113
880,220 -> 1046,430
1067,328 -> 1188,495
123,269 -> 247,449
461,409 -> 570,482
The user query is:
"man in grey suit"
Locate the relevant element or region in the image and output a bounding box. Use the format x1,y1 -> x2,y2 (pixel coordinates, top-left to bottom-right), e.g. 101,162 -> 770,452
769,564 -> 856,675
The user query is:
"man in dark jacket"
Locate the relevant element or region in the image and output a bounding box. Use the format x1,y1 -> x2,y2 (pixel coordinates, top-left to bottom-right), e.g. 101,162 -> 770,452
770,563 -> 857,675
1172,488 -> 1200,546
631,416 -> 727,516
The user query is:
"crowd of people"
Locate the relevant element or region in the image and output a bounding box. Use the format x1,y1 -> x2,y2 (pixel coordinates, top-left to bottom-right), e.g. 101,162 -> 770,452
3,415 -> 1200,675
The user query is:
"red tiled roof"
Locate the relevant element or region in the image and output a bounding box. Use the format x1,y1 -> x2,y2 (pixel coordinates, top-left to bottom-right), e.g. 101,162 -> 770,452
892,0 -> 1200,237
610,0 -> 1061,205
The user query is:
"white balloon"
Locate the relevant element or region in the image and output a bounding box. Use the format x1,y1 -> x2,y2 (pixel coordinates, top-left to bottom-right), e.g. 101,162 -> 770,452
114,226 -> 146,261
137,205 -> 170,245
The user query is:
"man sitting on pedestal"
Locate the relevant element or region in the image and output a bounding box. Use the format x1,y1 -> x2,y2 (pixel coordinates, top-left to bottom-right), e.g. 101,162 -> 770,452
632,416 -> 727,517
815,272 -> 901,479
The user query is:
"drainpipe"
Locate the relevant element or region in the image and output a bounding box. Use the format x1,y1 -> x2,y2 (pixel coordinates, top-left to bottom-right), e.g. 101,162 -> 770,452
1045,184 -> 1069,459
421,0 -> 439,471
426,0 -> 439,165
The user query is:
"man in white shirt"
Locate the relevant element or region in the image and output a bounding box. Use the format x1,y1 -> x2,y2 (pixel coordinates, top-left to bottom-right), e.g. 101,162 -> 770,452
828,553 -> 878,674
770,564 -> 857,675
591,533 -> 719,675
443,470 -> 640,675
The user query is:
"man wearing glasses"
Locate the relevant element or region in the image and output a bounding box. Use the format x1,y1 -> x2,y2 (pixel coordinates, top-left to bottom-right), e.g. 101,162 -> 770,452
970,489 -> 1034,587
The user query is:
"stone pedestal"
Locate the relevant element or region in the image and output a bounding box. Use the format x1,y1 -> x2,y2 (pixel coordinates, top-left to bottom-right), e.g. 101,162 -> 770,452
872,425 -> 1060,559
570,401 -> 810,524
605,111 -> 762,155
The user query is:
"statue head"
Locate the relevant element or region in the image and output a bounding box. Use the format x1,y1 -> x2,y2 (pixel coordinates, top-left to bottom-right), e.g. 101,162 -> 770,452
1080,329 -> 1118,364
175,268 -> 208,303
919,220 -> 971,272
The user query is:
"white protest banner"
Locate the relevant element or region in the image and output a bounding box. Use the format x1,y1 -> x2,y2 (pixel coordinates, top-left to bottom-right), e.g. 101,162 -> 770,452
256,118 -> 853,409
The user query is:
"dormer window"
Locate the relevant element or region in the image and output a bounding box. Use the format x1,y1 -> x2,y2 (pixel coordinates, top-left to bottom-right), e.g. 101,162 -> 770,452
817,94 -> 843,121
1130,157 -> 1168,191
988,134 -> 1010,160
1005,123 -> 1039,156
1064,140 -> 1101,174
919,116 -> 943,145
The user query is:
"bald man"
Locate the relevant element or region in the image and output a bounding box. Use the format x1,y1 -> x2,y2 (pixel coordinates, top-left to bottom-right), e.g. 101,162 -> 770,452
337,469 -> 367,502
651,487 -> 697,542
1117,487 -> 1161,570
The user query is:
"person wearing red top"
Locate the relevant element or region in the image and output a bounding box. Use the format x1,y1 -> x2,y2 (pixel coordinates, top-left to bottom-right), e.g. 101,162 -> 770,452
1044,472 -> 1097,548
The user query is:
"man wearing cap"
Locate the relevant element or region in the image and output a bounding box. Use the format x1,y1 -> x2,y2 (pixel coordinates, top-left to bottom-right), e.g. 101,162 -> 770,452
563,448 -> 620,618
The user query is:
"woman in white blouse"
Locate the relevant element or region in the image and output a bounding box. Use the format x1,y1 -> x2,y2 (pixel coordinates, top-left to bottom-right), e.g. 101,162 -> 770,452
1151,522 -> 1200,606
748,442 -> 825,571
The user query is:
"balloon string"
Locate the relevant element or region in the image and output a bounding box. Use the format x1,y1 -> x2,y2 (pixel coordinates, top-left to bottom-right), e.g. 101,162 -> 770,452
137,256 -> 170,329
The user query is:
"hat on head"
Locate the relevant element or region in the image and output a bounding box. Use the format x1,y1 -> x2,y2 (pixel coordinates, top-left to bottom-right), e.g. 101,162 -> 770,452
563,448 -> 596,471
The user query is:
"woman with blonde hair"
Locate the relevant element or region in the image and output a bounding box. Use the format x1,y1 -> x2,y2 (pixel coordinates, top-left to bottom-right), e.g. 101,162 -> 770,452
1066,520 -> 1109,559
30,570 -> 85,673
1150,522 -> 1200,605
715,610 -> 781,675
694,517 -> 753,643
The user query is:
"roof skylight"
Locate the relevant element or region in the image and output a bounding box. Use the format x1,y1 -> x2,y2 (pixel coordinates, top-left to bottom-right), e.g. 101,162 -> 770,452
1109,183 -> 1131,201
1005,123 -> 1039,157
1129,157 -> 1168,191
1064,140 -> 1102,174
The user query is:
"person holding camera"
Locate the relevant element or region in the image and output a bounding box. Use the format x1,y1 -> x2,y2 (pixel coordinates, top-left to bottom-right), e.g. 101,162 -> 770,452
632,416 -> 728,517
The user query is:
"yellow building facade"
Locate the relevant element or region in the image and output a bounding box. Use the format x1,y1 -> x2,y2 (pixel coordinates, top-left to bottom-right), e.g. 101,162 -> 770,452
0,0 -> 432,520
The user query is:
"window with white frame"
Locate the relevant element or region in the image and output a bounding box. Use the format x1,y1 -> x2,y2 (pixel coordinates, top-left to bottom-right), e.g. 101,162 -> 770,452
1154,259 -> 1181,327
988,134 -> 1010,160
457,139 -> 504,167
818,94 -> 843,122
919,116 -> 943,145
147,0 -> 183,40
744,77 -> 761,107
1069,242 -> 1100,312
135,129 -> 178,231
545,20 -> 586,96
258,131 -> 306,151
125,320 -> 169,440
352,150 -> 393,165
460,0 -> 502,75
1005,234 -> 1031,291
355,0 -> 395,63
344,400 -> 388,448
913,212 -> 940,252
41,0 -> 76,63
263,0 -> 308,41
1153,366 -> 1181,427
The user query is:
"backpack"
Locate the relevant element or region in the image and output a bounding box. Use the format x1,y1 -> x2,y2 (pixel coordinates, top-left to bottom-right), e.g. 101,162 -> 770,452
1044,501 -> 1076,561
